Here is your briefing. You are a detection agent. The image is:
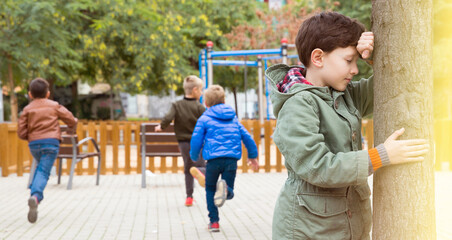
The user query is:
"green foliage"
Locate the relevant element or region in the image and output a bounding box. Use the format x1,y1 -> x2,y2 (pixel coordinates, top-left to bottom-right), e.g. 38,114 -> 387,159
335,0 -> 372,30
0,0 -> 378,103
0,0 -> 83,86
72,0 -> 259,95
0,0 -> 259,98
214,65 -> 258,93
290,0 -> 371,29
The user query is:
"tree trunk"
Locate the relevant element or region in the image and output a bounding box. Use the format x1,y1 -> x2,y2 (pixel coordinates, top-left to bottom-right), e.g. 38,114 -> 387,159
47,78 -> 55,100
71,81 -> 79,117
371,0 -> 435,239
7,60 -> 18,122
232,87 -> 239,119
110,88 -> 114,120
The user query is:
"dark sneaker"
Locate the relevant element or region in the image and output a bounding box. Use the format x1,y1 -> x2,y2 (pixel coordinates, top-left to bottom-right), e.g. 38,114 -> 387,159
208,222 -> 220,232
28,196 -> 38,223
190,167 -> 205,187
185,197 -> 193,207
214,180 -> 227,207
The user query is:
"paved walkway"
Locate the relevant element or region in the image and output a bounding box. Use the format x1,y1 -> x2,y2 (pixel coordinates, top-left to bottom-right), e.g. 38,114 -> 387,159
0,172 -> 451,239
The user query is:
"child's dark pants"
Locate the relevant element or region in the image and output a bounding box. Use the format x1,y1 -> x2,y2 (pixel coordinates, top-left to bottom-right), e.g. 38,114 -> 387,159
205,157 -> 237,223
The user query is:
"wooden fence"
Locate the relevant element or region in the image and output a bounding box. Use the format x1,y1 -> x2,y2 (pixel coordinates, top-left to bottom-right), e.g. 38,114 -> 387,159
0,119 -> 387,177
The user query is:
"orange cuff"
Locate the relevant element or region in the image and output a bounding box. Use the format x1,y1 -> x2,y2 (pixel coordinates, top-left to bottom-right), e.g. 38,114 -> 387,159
368,148 -> 382,171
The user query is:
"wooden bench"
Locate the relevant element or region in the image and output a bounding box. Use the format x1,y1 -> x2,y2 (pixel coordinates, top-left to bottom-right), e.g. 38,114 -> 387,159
57,125 -> 101,190
140,123 -> 181,188
28,125 -> 101,190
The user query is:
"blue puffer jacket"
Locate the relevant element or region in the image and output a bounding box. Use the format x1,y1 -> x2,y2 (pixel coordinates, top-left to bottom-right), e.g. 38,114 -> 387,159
190,103 -> 258,161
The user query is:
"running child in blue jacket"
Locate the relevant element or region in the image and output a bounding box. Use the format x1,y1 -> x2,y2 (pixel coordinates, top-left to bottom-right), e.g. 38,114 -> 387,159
190,84 -> 259,232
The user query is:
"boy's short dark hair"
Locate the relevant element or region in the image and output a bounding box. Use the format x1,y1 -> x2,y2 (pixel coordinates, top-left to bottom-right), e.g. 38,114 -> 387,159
29,78 -> 49,98
296,11 -> 365,68
204,85 -> 225,107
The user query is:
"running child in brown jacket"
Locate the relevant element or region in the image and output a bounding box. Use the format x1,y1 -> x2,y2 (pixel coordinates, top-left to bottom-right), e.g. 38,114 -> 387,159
18,78 -> 78,223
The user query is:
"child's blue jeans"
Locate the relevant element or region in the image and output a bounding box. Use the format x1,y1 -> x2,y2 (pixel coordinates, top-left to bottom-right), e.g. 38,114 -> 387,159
29,143 -> 59,202
205,157 -> 237,223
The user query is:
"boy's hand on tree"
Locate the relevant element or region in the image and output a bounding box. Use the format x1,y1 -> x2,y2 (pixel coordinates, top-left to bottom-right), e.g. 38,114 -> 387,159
248,158 -> 259,171
384,128 -> 429,165
357,32 -> 374,59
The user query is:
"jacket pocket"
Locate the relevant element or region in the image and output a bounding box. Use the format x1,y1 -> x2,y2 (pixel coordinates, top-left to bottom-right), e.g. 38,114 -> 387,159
354,184 -> 371,200
296,193 -> 348,217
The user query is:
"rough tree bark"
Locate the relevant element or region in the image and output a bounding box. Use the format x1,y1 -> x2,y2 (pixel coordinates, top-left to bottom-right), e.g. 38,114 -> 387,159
372,0 -> 436,239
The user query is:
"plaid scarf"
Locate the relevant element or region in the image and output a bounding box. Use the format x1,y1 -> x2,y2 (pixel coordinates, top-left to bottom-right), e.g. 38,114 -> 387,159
277,67 -> 313,93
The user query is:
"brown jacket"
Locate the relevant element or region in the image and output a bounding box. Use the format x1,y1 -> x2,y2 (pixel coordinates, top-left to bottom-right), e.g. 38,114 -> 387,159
18,98 -> 78,142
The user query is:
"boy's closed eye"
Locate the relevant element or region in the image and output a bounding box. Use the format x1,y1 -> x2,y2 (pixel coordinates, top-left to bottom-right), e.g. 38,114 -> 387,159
343,52 -> 359,61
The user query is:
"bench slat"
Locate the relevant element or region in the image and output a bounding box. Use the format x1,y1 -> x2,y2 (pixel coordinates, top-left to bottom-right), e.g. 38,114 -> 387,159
144,152 -> 181,157
141,123 -> 175,133
59,146 -> 75,155
141,133 -> 178,142
61,135 -> 76,144
140,144 -> 180,156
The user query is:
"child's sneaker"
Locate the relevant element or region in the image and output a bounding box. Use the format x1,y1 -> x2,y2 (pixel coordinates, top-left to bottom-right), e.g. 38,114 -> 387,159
208,222 -> 220,232
28,196 -> 38,223
185,197 -> 193,206
190,167 -> 205,187
214,180 -> 227,207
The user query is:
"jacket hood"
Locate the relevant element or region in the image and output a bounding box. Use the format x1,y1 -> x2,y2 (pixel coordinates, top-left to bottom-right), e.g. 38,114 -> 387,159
265,64 -> 334,118
205,103 -> 236,120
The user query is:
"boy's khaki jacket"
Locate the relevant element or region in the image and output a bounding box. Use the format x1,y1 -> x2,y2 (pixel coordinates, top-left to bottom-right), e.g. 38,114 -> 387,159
266,64 -> 373,240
